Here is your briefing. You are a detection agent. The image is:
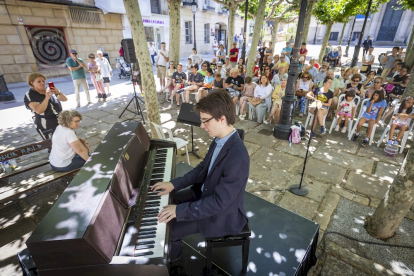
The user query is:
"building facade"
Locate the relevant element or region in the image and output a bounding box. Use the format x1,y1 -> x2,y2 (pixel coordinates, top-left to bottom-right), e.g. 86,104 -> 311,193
306,0 -> 413,46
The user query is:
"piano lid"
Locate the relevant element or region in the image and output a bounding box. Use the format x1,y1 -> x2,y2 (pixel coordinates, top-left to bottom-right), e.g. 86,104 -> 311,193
27,122 -> 139,243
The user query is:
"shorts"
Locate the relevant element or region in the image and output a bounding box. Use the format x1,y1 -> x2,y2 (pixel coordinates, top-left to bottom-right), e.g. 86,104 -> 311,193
157,66 -> 166,78
362,114 -> 377,120
396,123 -> 409,128
338,112 -> 352,117
176,84 -> 184,89
103,77 -> 110,83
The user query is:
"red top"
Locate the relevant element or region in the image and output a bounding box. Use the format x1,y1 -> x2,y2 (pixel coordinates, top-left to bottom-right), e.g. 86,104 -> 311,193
253,66 -> 259,77
119,47 -> 124,57
300,48 -> 308,58
314,62 -> 320,69
229,48 -> 239,62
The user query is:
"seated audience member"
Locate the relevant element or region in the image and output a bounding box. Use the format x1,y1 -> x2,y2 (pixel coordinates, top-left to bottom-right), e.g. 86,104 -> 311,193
387,65 -> 409,85
176,64 -> 204,105
318,70 -> 343,120
159,61 -> 176,96
49,110 -> 89,172
216,62 -> 227,79
210,58 -> 218,70
224,57 -> 232,75
362,70 -> 376,89
189,48 -> 203,69
340,68 -> 353,88
314,63 -> 329,84
239,76 -> 256,120
295,71 -> 313,117
170,63 -> 187,104
385,59 -> 402,81
345,74 -> 364,98
198,62 -> 208,76
386,97 -> 414,146
225,68 -> 245,105
271,66 -> 288,87
277,55 -> 289,72
351,66 -> 366,82
332,90 -> 356,133
328,48 -> 339,67
216,44 -> 226,63
252,75 -> 273,123
212,72 -> 225,89
306,77 -> 334,137
262,66 -> 273,82
186,58 -> 192,72
365,76 -> 384,99
299,43 -> 308,67
196,68 -> 215,102
382,75 -> 411,121
308,58 -> 319,78
265,76 -> 287,124
352,90 -> 387,146
271,54 -> 280,74
238,65 -> 245,79
337,46 -> 343,65
24,72 -> 68,140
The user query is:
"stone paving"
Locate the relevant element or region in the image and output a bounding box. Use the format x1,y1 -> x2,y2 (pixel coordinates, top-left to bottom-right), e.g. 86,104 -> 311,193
1,55 -> 413,275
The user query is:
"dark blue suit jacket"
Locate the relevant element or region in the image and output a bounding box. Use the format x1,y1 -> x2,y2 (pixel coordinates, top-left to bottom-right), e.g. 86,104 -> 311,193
171,131 -> 249,237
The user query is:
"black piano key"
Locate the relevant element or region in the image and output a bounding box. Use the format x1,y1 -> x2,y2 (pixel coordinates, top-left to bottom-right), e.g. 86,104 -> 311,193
139,230 -> 156,235
145,202 -> 160,206
140,222 -> 158,227
156,153 -> 167,157
142,214 -> 157,219
136,240 -> 155,246
146,196 -> 161,200
152,168 -> 165,173
143,208 -> 159,212
137,234 -> 156,239
136,244 -> 155,250
134,251 -> 154,257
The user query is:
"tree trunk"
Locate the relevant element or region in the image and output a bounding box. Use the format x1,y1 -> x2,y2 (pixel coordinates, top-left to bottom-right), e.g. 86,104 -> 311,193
301,0 -> 315,44
404,24 -> 414,70
271,20 -> 280,52
123,0 -> 161,134
318,22 -> 333,64
402,68 -> 414,98
168,0 -> 181,65
339,23 -> 346,45
365,146 -> 414,239
228,2 -> 237,53
246,0 -> 267,77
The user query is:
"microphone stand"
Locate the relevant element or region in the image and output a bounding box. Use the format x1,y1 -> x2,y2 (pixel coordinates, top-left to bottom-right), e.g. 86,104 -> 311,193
119,63 -> 145,123
290,91 -> 320,196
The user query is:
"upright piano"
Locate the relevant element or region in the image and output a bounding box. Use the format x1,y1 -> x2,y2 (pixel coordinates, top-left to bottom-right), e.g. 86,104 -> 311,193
19,122 -> 177,275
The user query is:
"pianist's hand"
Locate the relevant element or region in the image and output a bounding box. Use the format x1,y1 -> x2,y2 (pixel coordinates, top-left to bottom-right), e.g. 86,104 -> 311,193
152,182 -> 174,196
158,205 -> 176,223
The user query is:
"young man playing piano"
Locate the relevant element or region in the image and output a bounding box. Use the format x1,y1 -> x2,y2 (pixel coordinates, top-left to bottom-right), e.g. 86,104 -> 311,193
152,91 -> 250,263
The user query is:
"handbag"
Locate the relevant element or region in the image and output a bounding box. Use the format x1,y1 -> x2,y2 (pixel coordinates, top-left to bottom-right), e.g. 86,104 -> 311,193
95,73 -> 104,82
248,97 -> 264,106
360,65 -> 369,72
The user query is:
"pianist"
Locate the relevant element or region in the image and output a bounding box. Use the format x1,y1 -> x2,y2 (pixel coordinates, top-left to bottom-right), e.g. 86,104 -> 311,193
152,91 -> 250,262
49,110 -> 90,172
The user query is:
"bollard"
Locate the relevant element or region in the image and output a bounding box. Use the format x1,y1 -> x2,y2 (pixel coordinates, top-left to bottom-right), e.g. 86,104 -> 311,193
0,74 -> 16,102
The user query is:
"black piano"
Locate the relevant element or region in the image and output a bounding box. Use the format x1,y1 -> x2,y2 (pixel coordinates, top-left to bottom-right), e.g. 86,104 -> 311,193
18,122 -> 176,276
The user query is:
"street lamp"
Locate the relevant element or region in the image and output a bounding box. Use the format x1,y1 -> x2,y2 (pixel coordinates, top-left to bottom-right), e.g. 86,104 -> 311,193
241,0 -> 248,61
313,21 -> 319,44
191,0 -> 197,50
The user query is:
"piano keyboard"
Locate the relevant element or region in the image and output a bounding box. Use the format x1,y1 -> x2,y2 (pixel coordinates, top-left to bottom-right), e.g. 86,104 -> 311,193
116,147 -> 173,259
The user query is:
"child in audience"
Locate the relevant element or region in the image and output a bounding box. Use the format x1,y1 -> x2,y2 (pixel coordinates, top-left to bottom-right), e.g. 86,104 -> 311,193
387,96 -> 414,145
352,90 -> 387,146
334,90 -> 356,133
239,76 -> 256,120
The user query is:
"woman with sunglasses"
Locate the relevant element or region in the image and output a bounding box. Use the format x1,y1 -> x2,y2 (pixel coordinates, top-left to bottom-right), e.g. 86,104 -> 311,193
364,76 -> 384,99
238,65 -> 245,79
87,53 -> 106,101
382,75 -> 411,121
295,71 -> 313,117
362,70 -> 376,89
265,76 -> 287,124
271,66 -> 288,87
345,74 -> 364,98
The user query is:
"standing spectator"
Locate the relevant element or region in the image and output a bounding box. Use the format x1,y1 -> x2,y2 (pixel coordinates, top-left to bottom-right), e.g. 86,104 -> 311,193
219,38 -> 224,47
96,50 -> 113,95
87,53 -> 106,101
149,42 -> 157,65
229,42 -> 239,68
186,58 -> 192,73
216,44 -> 226,63
381,46 -> 400,79
239,34 -> 244,49
337,45 -> 343,65
189,48 -> 203,70
265,42 -> 273,63
66,49 -> 91,107
156,42 -> 169,91
289,36 -> 295,45
224,57 -> 232,76
362,36 -> 373,56
299,43 -> 308,67
282,41 -> 292,59
361,47 -> 375,73
119,45 -> 124,57
49,110 -> 90,172
24,72 -> 68,139
212,39 -> 218,56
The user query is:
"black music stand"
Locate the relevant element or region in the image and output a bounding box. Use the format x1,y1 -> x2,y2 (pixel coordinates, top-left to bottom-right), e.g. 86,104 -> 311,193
177,103 -> 201,159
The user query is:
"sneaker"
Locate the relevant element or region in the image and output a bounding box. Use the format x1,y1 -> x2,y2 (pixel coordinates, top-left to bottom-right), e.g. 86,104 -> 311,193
176,89 -> 184,94
335,125 -> 340,131
239,114 -> 245,120
361,139 -> 368,147
352,133 -> 360,141
263,119 -> 269,125
299,113 -> 304,117
320,126 -> 326,135
310,131 -> 316,138
167,98 -> 171,102
386,140 -> 393,146
341,127 -> 347,133
393,140 -> 399,145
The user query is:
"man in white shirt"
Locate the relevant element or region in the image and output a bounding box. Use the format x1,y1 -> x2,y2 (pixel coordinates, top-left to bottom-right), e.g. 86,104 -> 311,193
189,48 -> 203,70
156,42 -> 169,90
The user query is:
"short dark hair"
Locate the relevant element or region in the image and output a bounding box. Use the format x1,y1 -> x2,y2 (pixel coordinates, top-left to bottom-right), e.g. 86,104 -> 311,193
192,48 -> 197,52
190,64 -> 197,69
206,67 -> 213,74
401,65 -> 410,71
245,76 -> 252,83
393,46 -> 400,51
161,42 -> 166,45
302,42 -> 306,45
345,90 -> 355,99
323,76 -> 333,84
194,90 -> 235,125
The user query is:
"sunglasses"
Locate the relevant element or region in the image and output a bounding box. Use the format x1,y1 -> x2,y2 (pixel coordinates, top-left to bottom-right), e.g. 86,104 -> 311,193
89,56 -> 94,59
374,81 -> 382,84
302,76 -> 309,79
353,80 -> 360,82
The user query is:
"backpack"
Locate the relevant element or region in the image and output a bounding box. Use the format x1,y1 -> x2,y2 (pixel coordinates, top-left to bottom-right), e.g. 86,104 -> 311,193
294,121 -> 306,138
289,126 -> 302,146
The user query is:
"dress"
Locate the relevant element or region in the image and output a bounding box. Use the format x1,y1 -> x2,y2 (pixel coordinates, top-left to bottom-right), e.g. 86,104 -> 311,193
96,57 -> 112,80
253,84 -> 273,123
24,88 -> 62,140
87,61 -> 106,96
337,100 -> 356,117
272,85 -> 286,106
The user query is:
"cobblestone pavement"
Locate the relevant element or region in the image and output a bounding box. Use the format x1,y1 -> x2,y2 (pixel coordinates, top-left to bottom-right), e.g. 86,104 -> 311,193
1,44 -> 413,276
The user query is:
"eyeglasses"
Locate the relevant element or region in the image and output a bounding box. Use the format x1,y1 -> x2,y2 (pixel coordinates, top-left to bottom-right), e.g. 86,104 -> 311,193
202,65 -> 207,67
265,69 -> 270,71
374,81 -> 382,84
353,80 -> 360,82
72,120 -> 81,123
218,66 -> 222,68
89,56 -> 94,59
302,76 -> 309,79
201,117 -> 214,125
72,53 -> 77,55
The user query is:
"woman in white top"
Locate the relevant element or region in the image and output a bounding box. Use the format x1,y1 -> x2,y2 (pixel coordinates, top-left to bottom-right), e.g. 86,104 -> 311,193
361,47 -> 375,73
253,75 -> 273,123
96,50 -> 113,95
149,42 -> 157,65
49,110 -> 90,172
295,71 -> 314,117
159,61 -> 176,96
212,40 -> 218,56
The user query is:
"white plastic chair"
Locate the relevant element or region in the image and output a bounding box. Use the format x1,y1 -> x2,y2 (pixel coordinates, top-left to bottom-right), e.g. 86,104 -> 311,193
151,122 -> 190,165
377,119 -> 414,153
235,101 -> 240,115
304,101 -> 330,130
329,95 -> 361,136
348,98 -> 379,145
